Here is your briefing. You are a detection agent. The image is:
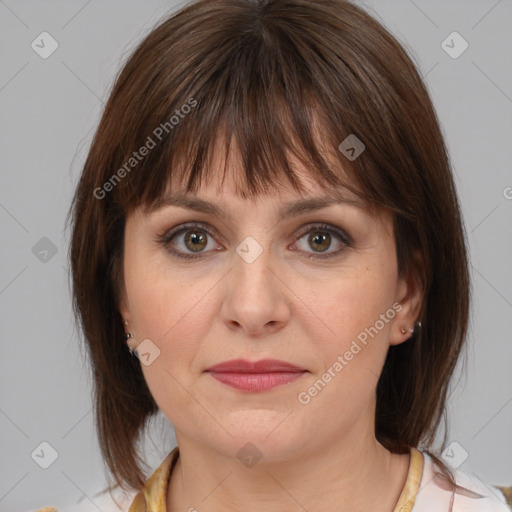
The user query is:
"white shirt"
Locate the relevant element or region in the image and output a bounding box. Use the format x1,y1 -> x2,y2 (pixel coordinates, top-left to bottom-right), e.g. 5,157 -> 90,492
411,451 -> 510,511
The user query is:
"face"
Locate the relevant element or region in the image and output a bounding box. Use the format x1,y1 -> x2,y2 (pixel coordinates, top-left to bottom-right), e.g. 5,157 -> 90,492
120,150 -> 421,463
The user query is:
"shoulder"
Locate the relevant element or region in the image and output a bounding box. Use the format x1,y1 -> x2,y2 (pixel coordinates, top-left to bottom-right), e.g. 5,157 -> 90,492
29,487 -> 138,512
412,451 -> 511,512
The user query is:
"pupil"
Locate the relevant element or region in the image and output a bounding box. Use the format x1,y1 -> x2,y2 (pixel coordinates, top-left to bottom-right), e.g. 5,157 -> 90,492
186,231 -> 206,252
311,232 -> 330,252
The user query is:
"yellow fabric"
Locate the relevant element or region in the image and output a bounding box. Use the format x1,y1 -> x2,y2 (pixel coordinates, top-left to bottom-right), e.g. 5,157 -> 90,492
496,485 -> 512,507
128,446 -> 424,512
128,447 -> 180,512
394,447 -> 424,512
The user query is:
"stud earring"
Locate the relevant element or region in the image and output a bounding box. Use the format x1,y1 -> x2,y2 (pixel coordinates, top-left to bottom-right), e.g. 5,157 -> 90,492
123,320 -> 132,340
400,326 -> 407,335
410,321 -> 423,336
125,333 -> 137,356
123,320 -> 137,356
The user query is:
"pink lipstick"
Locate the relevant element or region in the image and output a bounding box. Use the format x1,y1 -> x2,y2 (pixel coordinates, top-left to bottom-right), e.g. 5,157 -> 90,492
205,359 -> 307,392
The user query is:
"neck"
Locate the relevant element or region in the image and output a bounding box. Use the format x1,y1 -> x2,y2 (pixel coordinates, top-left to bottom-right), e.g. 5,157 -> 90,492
167,426 -> 410,512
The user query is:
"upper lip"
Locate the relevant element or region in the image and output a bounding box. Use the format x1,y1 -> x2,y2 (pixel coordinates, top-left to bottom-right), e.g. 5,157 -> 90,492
206,359 -> 306,373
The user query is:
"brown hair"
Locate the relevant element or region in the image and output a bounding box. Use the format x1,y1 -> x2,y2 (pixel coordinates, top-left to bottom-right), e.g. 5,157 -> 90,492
68,0 -> 469,492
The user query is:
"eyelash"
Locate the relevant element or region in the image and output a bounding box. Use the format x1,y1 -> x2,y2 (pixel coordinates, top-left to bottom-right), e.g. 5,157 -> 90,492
156,222 -> 352,261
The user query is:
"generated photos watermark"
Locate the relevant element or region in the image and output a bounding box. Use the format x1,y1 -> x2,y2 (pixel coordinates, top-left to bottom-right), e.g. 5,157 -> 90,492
93,97 -> 197,200
297,302 -> 403,405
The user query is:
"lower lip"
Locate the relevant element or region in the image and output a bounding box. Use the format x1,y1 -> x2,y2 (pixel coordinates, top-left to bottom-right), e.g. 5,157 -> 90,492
207,371 -> 306,392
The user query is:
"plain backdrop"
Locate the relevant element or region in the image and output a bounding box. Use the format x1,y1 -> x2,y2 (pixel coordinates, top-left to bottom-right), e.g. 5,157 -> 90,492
1,0 -> 511,510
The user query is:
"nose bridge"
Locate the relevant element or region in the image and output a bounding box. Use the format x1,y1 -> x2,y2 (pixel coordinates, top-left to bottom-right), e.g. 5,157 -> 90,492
233,233 -> 275,295
222,232 -> 290,335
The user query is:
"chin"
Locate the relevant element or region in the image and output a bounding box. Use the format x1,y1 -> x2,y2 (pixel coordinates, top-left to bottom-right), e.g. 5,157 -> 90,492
204,412 -> 310,463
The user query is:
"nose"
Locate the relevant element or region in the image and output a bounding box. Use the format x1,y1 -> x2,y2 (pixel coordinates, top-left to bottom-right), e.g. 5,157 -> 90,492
220,240 -> 291,338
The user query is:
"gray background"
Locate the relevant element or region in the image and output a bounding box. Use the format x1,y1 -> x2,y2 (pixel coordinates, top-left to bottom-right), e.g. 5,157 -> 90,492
1,0 -> 511,510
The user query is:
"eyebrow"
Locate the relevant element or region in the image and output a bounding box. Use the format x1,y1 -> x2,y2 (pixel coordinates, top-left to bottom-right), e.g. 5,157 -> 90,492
146,190 -> 364,221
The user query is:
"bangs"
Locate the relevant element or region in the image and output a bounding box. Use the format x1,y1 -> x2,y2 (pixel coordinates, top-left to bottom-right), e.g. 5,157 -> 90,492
108,6 -> 375,214
144,94 -> 362,209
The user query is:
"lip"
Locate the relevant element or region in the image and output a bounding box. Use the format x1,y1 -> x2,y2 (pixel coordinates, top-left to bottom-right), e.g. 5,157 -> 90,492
205,359 -> 307,392
206,358 -> 305,373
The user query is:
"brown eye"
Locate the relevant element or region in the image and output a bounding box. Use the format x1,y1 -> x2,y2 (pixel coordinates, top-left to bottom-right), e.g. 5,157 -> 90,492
294,223 -> 351,260
158,222 -> 220,259
183,230 -> 208,252
158,222 -> 351,261
307,231 -> 332,253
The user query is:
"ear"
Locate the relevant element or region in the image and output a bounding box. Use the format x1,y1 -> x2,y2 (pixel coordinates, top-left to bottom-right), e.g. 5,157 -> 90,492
118,286 -> 135,347
118,280 -> 131,322
389,252 -> 423,347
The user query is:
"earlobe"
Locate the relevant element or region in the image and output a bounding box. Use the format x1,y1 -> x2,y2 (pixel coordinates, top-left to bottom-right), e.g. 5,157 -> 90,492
122,317 -> 138,353
390,310 -> 421,346
394,320 -> 422,344
390,260 -> 424,347
120,308 -> 131,334
118,291 -> 135,349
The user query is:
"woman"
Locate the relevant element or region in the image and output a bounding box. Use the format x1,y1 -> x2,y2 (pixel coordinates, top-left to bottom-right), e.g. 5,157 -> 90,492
43,0 -> 510,510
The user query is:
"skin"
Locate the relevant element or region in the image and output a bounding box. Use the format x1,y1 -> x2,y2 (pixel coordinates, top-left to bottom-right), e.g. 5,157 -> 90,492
120,146 -> 423,512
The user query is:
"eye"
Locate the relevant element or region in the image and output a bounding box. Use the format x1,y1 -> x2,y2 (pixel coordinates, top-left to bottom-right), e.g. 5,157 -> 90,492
292,223 -> 351,259
157,222 -> 221,260
156,222 -> 351,260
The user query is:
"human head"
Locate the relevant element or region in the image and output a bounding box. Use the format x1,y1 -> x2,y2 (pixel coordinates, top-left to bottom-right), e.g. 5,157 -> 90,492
69,0 -> 469,491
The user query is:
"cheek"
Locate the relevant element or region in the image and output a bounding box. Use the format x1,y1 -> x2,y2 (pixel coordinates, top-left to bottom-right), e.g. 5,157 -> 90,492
315,265 -> 397,341
129,277 -> 210,360
307,259 -> 399,388
128,264 -> 216,416
294,275 -> 397,431
124,242 -> 203,337
124,248 -> 220,390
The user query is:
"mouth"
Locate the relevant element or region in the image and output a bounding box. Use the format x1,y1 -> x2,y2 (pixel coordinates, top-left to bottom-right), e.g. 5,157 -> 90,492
205,359 -> 308,392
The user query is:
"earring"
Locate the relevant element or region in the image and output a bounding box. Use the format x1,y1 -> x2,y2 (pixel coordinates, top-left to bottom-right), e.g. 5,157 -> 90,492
124,327 -> 137,355
401,325 -> 416,335
126,334 -> 137,356
123,320 -> 132,340
409,321 -> 423,335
